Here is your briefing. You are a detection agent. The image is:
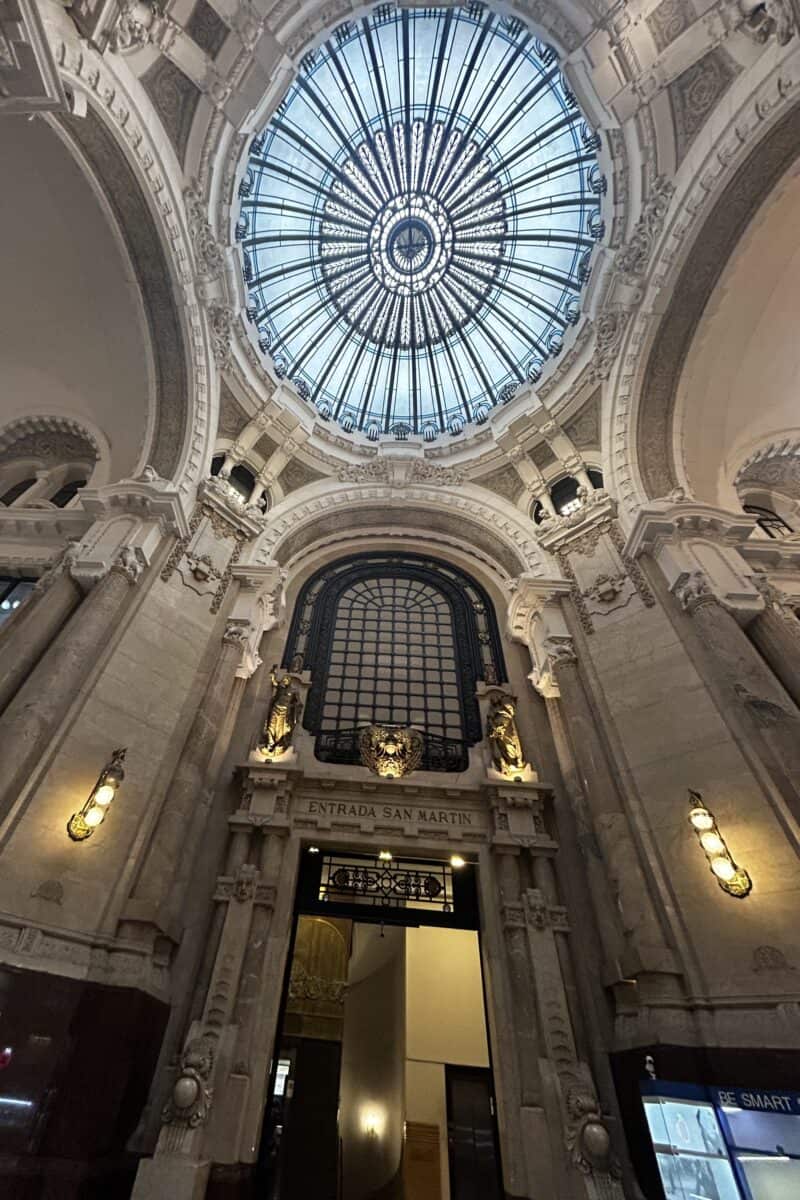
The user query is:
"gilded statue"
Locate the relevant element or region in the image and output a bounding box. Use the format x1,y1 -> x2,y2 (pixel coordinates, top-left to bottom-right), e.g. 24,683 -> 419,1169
259,668 -> 302,759
359,724 -> 424,779
486,693 -> 529,779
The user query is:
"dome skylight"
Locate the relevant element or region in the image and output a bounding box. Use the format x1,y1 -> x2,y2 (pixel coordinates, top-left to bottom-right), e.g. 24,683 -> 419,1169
237,5 -> 604,438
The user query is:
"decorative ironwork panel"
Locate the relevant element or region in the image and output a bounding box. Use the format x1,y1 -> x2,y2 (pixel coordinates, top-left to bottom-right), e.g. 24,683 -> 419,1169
318,853 -> 456,913
316,727 -> 468,773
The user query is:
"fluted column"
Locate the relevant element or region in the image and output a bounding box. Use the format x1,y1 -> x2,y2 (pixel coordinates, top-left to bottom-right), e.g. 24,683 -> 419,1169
547,641 -> 680,995
0,554 -> 140,826
127,619 -> 249,936
747,582 -> 800,709
495,849 -> 542,1108
0,566 -> 83,714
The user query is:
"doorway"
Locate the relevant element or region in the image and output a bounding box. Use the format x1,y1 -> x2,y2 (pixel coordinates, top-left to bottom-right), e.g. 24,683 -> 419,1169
259,849 -> 502,1200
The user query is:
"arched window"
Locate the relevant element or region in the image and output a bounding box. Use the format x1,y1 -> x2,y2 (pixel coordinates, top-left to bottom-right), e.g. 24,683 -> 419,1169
284,553 -> 506,772
0,478 -> 37,506
743,504 -> 794,539
533,468 -> 603,524
49,479 -> 87,508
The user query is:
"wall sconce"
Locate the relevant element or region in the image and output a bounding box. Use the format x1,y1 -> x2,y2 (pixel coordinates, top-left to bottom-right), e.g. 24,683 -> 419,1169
688,789 -> 751,898
67,748 -> 127,841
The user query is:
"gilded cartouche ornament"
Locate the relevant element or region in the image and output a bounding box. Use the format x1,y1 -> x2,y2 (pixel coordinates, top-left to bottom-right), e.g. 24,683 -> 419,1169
358,724 -> 424,779
487,694 -> 529,780
258,668 -> 302,760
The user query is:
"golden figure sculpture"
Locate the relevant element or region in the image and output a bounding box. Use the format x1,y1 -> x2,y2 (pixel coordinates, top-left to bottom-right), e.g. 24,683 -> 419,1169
486,693 -> 528,779
359,724 -> 424,779
259,668 -> 302,759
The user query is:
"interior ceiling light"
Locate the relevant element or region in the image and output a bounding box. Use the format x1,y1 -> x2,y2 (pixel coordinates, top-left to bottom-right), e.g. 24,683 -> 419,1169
238,6 -> 604,438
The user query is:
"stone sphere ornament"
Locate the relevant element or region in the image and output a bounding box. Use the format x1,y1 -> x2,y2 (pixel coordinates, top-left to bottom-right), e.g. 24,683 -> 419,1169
172,1075 -> 200,1110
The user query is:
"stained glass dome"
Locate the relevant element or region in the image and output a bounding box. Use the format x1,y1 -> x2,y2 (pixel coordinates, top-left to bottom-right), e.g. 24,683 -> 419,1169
237,5 -> 605,438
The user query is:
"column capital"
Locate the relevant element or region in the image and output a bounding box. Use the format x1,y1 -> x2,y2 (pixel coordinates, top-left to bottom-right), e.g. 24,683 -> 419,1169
507,575 -> 572,644
624,500 -> 764,619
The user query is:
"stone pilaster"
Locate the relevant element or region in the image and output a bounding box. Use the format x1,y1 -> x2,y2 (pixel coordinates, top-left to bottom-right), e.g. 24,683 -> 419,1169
627,500 -> 800,823
0,548 -> 143,828
124,619 -> 252,941
675,578 -> 800,820
546,641 -> 681,995
494,848 -> 543,1109
0,556 -> 83,714
510,574 -> 681,999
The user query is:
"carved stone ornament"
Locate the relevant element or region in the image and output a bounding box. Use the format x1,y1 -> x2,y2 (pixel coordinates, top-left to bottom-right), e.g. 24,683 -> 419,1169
258,667 -> 302,759
233,863 -> 259,902
486,694 -> 531,780
590,307 -> 629,381
673,569 -> 713,612
161,1035 -> 214,1128
108,0 -> 164,52
565,1088 -> 622,1178
33,542 -> 82,594
752,944 -> 795,972
739,0 -> 796,45
207,301 -> 234,370
615,176 -> 675,283
110,544 -> 145,584
184,181 -> 224,279
359,724 -> 424,779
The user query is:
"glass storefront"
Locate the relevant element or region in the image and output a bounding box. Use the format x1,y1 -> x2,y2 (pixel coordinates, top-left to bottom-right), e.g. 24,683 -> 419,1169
642,1081 -> 800,1200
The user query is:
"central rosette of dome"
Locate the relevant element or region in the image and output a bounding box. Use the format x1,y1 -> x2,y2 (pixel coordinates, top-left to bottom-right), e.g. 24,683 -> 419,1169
319,120 -> 506,347
371,195 -> 453,295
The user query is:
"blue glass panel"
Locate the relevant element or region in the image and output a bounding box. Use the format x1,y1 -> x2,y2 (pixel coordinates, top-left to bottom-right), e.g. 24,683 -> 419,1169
239,6 -> 603,436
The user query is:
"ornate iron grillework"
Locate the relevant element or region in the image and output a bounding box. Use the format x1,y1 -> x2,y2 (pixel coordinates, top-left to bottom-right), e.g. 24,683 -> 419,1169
316,727 -> 468,773
318,853 -> 456,913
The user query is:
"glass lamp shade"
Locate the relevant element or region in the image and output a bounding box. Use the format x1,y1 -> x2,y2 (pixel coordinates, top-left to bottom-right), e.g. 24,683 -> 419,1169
689,807 -> 715,831
699,831 -> 726,855
93,783 -> 116,807
710,856 -> 736,882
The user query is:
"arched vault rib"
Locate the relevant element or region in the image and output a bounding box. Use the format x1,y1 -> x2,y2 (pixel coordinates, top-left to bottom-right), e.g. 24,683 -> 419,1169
635,97 -> 800,501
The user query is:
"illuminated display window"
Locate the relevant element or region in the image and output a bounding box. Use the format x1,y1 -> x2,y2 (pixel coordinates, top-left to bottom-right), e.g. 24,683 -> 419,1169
641,1082 -> 800,1200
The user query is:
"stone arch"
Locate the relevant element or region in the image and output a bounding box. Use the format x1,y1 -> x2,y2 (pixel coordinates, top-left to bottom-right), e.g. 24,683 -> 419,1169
632,96 -> 800,504
252,483 -> 547,582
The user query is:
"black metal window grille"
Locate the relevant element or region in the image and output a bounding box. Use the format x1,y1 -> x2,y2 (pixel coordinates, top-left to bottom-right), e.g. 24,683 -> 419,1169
322,576 -> 461,739
318,853 -> 456,914
284,553 -> 506,771
743,504 -> 794,540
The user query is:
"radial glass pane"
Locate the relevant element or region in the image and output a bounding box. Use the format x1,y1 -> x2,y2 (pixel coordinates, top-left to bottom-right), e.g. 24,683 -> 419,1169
238,5 -> 604,436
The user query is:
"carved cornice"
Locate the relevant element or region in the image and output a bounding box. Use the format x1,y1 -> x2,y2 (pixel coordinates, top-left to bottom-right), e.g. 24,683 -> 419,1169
535,492 -> 618,555
77,474 -> 191,539
624,501 -> 758,560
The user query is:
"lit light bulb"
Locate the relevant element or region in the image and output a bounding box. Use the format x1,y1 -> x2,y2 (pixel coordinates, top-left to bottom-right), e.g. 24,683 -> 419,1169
308,846 -> 320,854
378,850 -> 392,862
710,856 -> 736,882
689,807 -> 714,832
84,806 -> 105,828
699,831 -> 725,856
449,855 -> 465,869
93,783 -> 116,807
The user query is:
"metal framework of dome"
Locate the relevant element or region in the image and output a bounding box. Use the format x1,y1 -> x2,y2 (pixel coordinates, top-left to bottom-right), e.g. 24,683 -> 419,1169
238,5 -> 605,437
